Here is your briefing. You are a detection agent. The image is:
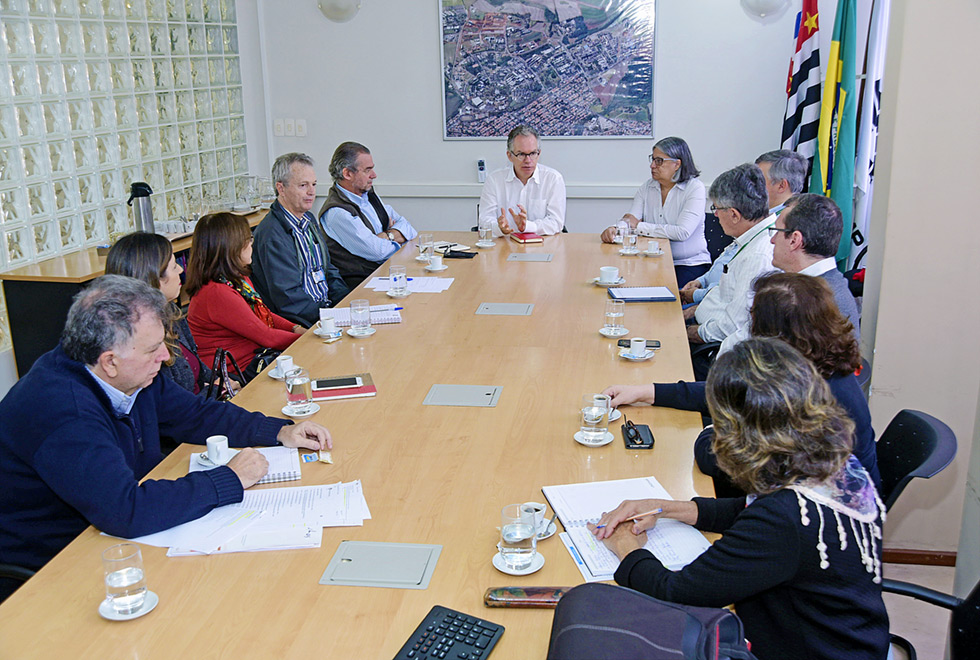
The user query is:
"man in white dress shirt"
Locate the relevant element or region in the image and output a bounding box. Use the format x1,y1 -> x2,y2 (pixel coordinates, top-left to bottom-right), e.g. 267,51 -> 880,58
318,142 -> 419,289
686,164 -> 776,354
478,125 -> 566,237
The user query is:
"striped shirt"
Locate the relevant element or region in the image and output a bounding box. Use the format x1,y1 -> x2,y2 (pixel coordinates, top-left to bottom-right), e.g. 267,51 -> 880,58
281,207 -> 332,305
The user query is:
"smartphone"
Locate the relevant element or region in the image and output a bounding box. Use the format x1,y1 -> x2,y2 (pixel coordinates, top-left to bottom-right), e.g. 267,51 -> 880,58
312,376 -> 362,391
616,339 -> 661,349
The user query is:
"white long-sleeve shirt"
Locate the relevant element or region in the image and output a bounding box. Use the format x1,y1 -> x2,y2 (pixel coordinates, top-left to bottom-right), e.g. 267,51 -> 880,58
479,164 -> 566,237
617,178 -> 710,266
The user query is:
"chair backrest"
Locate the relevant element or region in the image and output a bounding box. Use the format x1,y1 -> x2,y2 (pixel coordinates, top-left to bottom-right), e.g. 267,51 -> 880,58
876,409 -> 957,510
703,212 -> 731,262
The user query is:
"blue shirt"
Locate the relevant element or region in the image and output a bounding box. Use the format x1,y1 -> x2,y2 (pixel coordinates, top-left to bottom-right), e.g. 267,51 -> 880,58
321,187 -> 418,263
85,367 -> 139,416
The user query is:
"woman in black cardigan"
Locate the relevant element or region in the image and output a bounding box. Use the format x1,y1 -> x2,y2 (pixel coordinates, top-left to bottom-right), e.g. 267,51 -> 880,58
592,338 -> 889,660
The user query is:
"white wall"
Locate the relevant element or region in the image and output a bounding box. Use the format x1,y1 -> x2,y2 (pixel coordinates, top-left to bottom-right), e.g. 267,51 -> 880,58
236,1 -> 852,232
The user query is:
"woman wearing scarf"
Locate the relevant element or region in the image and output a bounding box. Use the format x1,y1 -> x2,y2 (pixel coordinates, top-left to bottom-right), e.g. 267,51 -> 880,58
592,337 -> 889,660
186,213 -> 303,381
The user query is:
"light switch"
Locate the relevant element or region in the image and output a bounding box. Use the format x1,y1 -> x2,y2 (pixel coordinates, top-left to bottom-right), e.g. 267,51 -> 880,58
273,119 -> 284,136
284,118 -> 295,136
296,119 -> 307,137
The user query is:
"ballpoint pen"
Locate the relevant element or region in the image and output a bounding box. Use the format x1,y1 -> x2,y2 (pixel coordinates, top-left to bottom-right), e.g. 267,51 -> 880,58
594,508 -> 663,529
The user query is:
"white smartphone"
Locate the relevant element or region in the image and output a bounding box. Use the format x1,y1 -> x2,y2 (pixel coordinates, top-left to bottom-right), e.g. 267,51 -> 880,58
312,376 -> 362,391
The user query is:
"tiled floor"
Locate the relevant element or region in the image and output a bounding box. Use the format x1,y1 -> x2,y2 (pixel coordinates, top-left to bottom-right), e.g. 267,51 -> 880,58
883,563 -> 956,660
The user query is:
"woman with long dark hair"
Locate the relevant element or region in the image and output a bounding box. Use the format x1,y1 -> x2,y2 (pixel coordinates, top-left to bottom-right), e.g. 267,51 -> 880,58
185,213 -> 302,380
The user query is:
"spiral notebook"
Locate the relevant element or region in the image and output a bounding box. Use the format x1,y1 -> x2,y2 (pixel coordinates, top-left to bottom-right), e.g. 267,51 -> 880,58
542,476 -> 710,575
189,446 -> 301,485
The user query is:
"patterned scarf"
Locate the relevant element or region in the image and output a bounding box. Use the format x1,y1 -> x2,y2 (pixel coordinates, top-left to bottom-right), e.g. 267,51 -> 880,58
220,276 -> 275,328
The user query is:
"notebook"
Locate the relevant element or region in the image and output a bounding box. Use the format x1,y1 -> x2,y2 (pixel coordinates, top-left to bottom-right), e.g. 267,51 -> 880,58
542,476 -> 710,575
509,232 -> 543,244
607,286 -> 676,302
188,446 -> 302,485
311,373 -> 377,401
319,304 -> 402,326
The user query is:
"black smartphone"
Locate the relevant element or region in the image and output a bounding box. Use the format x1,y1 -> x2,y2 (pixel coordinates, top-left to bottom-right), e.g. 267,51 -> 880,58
617,339 -> 661,349
312,376 -> 362,391
622,422 -> 655,449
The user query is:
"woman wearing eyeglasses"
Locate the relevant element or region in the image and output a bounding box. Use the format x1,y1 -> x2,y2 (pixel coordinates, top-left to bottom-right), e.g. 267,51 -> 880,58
600,136 -> 711,287
592,338 -> 889,660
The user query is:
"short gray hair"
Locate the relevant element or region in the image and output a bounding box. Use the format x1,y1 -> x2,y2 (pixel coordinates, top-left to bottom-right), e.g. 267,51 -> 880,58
271,152 -> 315,188
755,150 -> 808,194
709,164 -> 770,222
61,275 -> 169,366
329,142 -> 370,181
507,125 -> 539,152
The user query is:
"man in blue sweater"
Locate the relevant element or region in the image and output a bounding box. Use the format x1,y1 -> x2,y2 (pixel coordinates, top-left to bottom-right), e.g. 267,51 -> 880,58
0,276 -> 331,601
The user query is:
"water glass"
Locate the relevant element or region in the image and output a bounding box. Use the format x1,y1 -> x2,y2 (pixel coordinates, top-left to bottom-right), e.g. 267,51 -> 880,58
417,233 -> 434,262
350,299 -> 372,335
477,219 -> 495,247
284,368 -> 313,415
499,504 -> 537,571
580,394 -> 612,442
102,543 -> 147,615
389,265 -> 409,297
623,230 -> 638,252
604,299 -> 625,334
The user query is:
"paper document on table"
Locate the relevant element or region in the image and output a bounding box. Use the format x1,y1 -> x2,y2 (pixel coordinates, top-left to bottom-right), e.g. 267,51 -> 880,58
188,446 -> 301,485
365,277 -> 454,293
116,507 -> 263,553
319,304 -> 402,326
542,476 -> 672,529
565,520 -> 710,575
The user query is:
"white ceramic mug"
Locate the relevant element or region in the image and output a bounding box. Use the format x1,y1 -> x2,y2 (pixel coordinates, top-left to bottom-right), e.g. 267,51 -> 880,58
206,435 -> 230,465
521,502 -> 547,535
429,253 -> 444,269
630,337 -> 647,357
275,355 -> 294,375
599,266 -> 619,283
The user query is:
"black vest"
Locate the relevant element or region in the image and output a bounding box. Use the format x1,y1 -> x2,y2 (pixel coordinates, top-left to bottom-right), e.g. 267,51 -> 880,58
318,184 -> 392,290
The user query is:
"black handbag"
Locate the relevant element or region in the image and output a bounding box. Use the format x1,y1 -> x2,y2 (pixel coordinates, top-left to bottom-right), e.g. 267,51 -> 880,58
204,349 -> 245,401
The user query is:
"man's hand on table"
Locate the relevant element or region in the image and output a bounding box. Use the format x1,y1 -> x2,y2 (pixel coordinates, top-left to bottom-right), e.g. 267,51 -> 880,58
277,421 -> 332,451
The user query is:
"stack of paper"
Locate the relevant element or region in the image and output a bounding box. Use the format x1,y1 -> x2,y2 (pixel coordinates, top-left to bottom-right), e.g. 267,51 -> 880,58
167,480 -> 371,556
319,303 -> 402,326
189,446 -> 301,485
364,277 -> 454,293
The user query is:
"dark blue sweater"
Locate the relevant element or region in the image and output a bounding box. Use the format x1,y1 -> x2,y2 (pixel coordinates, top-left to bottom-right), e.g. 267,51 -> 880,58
654,373 -> 880,488
0,346 -> 290,570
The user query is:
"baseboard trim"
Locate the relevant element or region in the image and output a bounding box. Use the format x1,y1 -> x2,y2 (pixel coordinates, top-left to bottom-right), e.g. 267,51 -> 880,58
882,548 -> 957,566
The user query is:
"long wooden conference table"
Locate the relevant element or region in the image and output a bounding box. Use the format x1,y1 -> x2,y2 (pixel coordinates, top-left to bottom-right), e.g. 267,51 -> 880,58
0,232 -> 712,658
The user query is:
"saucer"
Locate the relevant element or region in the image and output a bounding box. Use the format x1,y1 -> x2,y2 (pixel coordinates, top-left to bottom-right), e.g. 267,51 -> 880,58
195,449 -> 239,468
612,236 -> 623,244
591,276 -> 625,287
98,590 -> 159,621
281,403 -> 320,418
424,264 -> 449,272
346,327 -> 376,338
574,430 -> 615,447
618,247 -> 640,256
266,367 -> 285,380
608,408 -> 622,422
641,249 -> 664,257
599,326 -> 629,338
415,254 -> 430,262
537,521 -> 558,540
619,348 -> 657,361
385,289 -> 411,299
492,552 -> 545,576
313,327 -> 343,339
475,240 -> 495,248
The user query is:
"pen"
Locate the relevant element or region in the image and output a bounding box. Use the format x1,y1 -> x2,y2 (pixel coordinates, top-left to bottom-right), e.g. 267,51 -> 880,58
394,307 -> 403,311
377,277 -> 414,281
593,508 -> 663,529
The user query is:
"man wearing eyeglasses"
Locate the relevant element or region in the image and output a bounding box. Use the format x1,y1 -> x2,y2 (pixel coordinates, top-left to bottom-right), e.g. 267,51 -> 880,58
478,125 -> 566,237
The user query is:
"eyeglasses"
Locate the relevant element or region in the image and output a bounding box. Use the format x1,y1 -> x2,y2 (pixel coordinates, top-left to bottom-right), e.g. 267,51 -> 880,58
623,418 -> 640,442
710,204 -> 732,213
767,226 -> 793,236
648,155 -> 679,166
510,149 -> 541,160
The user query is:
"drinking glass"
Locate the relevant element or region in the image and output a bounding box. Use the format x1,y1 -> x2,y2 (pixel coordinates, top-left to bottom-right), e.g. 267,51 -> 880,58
417,233 -> 434,262
102,543 -> 147,615
623,228 -> 638,253
603,299 -> 626,335
388,265 -> 409,297
284,368 -> 313,415
477,219 -> 495,247
580,394 -> 612,443
499,504 -> 537,571
350,299 -> 372,336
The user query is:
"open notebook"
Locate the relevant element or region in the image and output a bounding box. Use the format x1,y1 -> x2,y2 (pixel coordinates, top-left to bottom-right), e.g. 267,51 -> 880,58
542,475 -> 710,578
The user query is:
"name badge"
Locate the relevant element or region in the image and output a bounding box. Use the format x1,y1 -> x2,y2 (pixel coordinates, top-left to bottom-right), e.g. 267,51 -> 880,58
312,269 -> 326,283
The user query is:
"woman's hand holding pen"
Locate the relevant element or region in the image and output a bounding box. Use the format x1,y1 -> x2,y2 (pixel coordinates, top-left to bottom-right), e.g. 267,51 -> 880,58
590,499 -> 698,539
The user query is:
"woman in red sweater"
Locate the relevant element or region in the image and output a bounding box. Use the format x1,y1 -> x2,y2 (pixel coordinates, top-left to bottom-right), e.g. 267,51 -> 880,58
185,213 -> 303,380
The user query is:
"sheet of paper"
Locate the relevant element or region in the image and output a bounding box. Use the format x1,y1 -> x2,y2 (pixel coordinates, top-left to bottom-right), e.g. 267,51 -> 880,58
117,507 -> 264,553
565,521 -> 710,576
558,532 -> 605,583
319,304 -> 402,326
365,277 -> 454,293
167,523 -> 321,556
543,476 -> 672,528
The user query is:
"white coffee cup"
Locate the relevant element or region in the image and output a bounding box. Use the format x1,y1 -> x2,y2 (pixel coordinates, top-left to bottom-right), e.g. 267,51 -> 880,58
599,266 -> 619,283
275,355 -> 294,375
521,502 -> 547,535
630,337 -> 647,357
429,253 -> 444,269
206,435 -> 230,465
319,316 -> 337,334
645,240 -> 661,254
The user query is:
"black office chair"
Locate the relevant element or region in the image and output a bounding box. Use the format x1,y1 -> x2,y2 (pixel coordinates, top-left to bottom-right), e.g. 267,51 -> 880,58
875,409 -> 957,512
884,577 -> 979,660
703,212 -> 731,262
855,356 -> 872,400
690,341 -> 722,382
0,563 -> 35,604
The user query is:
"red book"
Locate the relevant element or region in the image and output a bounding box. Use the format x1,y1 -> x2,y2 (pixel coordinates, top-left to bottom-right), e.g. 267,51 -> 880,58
311,373 -> 377,401
510,232 -> 543,244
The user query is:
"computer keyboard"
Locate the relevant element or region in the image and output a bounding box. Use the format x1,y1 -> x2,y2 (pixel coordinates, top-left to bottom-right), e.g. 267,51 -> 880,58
392,605 -> 504,659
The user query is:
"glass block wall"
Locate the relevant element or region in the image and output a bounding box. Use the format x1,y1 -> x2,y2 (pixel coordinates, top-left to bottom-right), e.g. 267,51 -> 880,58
0,0 -> 248,351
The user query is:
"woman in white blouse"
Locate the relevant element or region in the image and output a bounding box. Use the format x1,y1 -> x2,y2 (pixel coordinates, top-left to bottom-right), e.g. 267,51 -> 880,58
601,137 -> 711,287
